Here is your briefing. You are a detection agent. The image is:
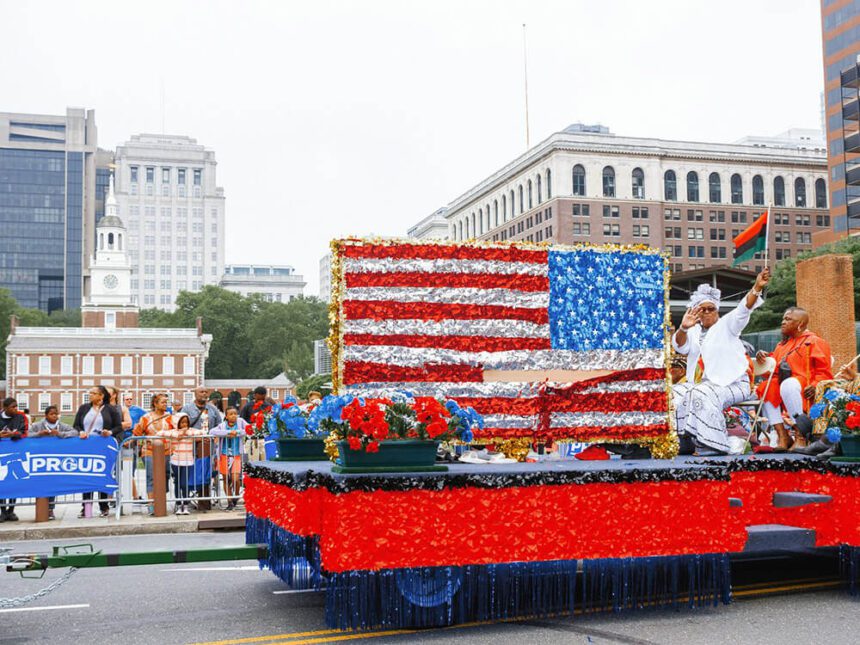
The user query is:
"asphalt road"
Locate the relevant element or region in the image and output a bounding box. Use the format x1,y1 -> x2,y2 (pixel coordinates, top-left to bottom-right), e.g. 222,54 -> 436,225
1,533 -> 858,645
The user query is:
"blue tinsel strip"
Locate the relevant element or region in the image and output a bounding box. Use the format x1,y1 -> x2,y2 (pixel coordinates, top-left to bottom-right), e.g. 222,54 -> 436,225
840,545 -> 860,596
245,513 -> 324,590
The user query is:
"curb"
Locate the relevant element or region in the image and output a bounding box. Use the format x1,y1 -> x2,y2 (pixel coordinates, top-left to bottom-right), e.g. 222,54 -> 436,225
0,516 -> 245,541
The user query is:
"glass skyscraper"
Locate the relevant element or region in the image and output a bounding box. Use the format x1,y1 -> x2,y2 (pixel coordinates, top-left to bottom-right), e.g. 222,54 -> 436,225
0,109 -> 99,312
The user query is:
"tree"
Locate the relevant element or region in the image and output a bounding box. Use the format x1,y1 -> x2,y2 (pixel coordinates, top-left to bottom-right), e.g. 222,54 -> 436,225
747,236 -> 860,332
296,373 -> 332,399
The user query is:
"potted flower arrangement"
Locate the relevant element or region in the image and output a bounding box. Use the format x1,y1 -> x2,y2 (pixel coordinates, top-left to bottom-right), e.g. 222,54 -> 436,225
251,398 -> 329,461
809,387 -> 860,460
308,392 -> 482,473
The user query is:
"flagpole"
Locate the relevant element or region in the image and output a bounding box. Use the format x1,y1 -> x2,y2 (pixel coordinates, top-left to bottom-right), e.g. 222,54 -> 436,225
763,204 -> 771,269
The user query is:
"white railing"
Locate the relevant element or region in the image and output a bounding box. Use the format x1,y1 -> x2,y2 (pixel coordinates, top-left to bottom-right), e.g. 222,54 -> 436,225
15,327 -> 200,336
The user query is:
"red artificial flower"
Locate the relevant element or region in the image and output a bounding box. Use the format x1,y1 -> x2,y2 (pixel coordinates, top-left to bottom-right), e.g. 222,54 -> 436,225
847,401 -> 860,415
347,436 -> 363,451
425,419 -> 449,439
365,441 -> 379,453
846,414 -> 860,429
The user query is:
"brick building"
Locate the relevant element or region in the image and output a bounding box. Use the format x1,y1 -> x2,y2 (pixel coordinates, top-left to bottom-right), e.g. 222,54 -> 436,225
4,175 -> 213,414
441,124 -> 829,273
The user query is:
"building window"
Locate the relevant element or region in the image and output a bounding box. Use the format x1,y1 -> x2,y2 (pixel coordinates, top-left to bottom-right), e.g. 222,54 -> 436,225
501,195 -> 507,221
130,166 -> 139,183
478,209 -> 483,235
632,168 -> 644,199
163,356 -> 174,374
81,356 -> 94,375
61,355 -> 73,375
184,356 -> 195,374
146,167 -> 154,183
730,174 -> 743,204
572,222 -> 591,235
38,392 -> 51,413
536,175 -> 542,204
178,168 -> 186,185
184,391 -> 195,406
546,169 -> 552,198
527,180 -> 533,209
794,177 -> 806,207
686,171 -> 699,202
602,166 -> 615,198
664,170 -> 677,201
709,172 -> 721,203
752,175 -> 764,205
142,392 -> 153,410
141,356 -> 154,375
774,176 -> 785,206
102,356 -> 114,375
572,165 -> 586,196
61,392 -> 73,413
815,178 -> 827,208
121,356 -> 133,374
519,185 -> 524,213
510,190 -> 515,218
38,356 -> 51,375
193,169 -> 202,186
15,356 -> 28,375
493,200 -> 499,227
162,167 -> 170,184
816,214 -> 831,227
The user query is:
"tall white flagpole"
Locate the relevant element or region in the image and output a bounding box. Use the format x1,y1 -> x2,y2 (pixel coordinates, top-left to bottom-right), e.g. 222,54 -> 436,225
522,23 -> 530,149
763,204 -> 771,268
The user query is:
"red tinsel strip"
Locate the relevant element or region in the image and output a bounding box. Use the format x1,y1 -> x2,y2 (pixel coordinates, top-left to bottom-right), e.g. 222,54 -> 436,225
343,334 -> 551,353
457,391 -> 667,416
246,470 -> 860,573
544,368 -> 667,393
473,424 -> 669,441
341,242 -> 548,264
343,300 -> 550,324
345,271 -> 550,292
343,362 -> 484,384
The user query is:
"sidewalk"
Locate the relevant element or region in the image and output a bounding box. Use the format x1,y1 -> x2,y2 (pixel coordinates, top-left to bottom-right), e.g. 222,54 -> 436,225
0,501 -> 245,541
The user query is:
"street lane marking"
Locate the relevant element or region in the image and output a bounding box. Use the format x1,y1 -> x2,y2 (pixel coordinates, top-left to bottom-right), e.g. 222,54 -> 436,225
733,580 -> 841,597
0,603 -> 90,614
193,630 -> 344,645
161,566 -> 261,572
267,630 -> 418,644
272,589 -> 323,595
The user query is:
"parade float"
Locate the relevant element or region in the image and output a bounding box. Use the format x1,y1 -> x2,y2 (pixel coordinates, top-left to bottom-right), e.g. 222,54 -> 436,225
243,239 -> 860,630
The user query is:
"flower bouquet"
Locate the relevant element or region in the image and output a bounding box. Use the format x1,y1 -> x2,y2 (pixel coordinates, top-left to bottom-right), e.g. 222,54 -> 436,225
251,398 -> 330,461
809,388 -> 860,460
308,392 -> 483,473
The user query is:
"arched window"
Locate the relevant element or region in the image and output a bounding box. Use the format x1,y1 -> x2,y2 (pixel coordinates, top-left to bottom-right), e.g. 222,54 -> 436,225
458,221 -> 463,240
451,225 -> 456,239
510,190 -> 515,218
502,194 -> 507,221
486,204 -> 491,231
464,218 -> 469,238
478,208 -> 484,235
108,232 -> 115,249
99,233 -> 104,250
572,165 -> 586,196
528,179 -> 533,209
815,178 -> 827,208
709,172 -> 721,203
537,175 -> 542,204
752,175 -> 764,205
118,233 -> 123,250
774,176 -> 785,206
730,174 -> 743,204
686,171 -> 699,202
519,185 -> 524,213
664,170 -> 677,201
471,212 -> 476,236
546,169 -> 552,198
602,166 -> 615,198
795,177 -> 807,207
494,200 -> 499,227
631,168 -> 644,199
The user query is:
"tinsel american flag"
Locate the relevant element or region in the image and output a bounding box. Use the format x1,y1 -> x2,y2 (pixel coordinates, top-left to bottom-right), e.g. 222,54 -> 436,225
331,240 -> 670,444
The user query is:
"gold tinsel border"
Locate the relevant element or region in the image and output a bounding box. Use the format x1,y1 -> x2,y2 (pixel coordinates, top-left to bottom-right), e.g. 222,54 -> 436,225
326,237 -> 676,460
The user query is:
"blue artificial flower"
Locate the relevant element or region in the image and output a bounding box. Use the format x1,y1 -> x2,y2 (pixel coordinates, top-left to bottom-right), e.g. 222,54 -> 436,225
825,427 -> 842,444
270,402 -> 282,415
266,417 -> 279,435
460,428 -> 473,443
851,395 -> 860,402
823,389 -> 844,402
809,402 -> 827,420
445,400 -> 462,415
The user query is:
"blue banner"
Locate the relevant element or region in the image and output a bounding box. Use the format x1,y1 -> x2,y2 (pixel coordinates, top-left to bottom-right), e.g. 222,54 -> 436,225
0,437 -> 119,498
188,456 -> 212,487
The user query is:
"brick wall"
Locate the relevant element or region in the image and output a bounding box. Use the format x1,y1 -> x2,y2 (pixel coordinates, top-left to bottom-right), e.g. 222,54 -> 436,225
796,254 -> 856,368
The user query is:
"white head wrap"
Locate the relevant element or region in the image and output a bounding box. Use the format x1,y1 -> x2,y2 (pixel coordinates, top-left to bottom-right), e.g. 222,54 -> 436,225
689,284 -> 721,308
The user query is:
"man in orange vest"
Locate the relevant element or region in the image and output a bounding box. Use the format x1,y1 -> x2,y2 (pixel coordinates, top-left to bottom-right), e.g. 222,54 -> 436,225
756,307 -> 832,451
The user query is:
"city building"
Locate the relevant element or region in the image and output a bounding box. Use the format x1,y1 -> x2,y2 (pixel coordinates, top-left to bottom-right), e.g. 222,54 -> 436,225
219,264 -> 305,302
0,108 -> 102,312
407,207 -> 450,239
443,124 -> 829,273
319,253 -> 331,301
820,0 -> 860,240
313,338 -> 332,376
5,198 -> 213,413
113,134 -> 226,311
204,372 -> 294,405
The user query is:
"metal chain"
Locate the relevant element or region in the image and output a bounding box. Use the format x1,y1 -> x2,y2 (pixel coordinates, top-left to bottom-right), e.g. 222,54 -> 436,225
0,567 -> 79,609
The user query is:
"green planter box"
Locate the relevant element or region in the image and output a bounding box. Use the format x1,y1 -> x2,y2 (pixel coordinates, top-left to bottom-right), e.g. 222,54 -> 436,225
333,440 -> 447,473
274,438 -> 328,461
840,434 -> 860,459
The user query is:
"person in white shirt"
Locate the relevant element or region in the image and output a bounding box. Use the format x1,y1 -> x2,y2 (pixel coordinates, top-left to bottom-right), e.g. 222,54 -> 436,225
671,267 -> 770,455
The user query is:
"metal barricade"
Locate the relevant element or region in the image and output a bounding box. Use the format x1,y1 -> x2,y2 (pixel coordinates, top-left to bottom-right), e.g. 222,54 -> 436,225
115,434 -> 246,518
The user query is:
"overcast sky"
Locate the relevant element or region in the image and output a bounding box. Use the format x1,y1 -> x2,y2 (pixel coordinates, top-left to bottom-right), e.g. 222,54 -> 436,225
1,0 -> 824,295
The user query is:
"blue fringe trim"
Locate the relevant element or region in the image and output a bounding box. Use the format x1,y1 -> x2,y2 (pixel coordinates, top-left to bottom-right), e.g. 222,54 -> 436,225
246,513 -> 323,590
840,545 -> 860,596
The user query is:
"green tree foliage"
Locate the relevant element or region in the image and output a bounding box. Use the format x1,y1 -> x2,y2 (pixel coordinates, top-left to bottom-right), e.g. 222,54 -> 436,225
139,286 -> 329,381
296,373 -> 333,399
747,236 -> 860,332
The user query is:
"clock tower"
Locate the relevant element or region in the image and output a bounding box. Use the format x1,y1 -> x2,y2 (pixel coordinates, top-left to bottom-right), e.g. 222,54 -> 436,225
82,172 -> 139,329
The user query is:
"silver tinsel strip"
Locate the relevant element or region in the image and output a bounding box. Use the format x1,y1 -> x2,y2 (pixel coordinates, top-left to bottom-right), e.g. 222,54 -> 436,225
342,382 -> 540,398
579,380 -> 667,394
343,347 -> 664,371
550,411 -> 668,428
480,414 -> 537,429
344,287 -> 549,309
342,318 -> 550,339
343,257 -> 548,276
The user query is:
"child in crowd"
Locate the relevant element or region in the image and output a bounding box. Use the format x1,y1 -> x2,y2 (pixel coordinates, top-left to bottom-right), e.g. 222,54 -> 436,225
161,412 -> 205,515
132,393 -> 174,514
30,405 -> 76,520
211,407 -> 248,510
0,397 -> 29,522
